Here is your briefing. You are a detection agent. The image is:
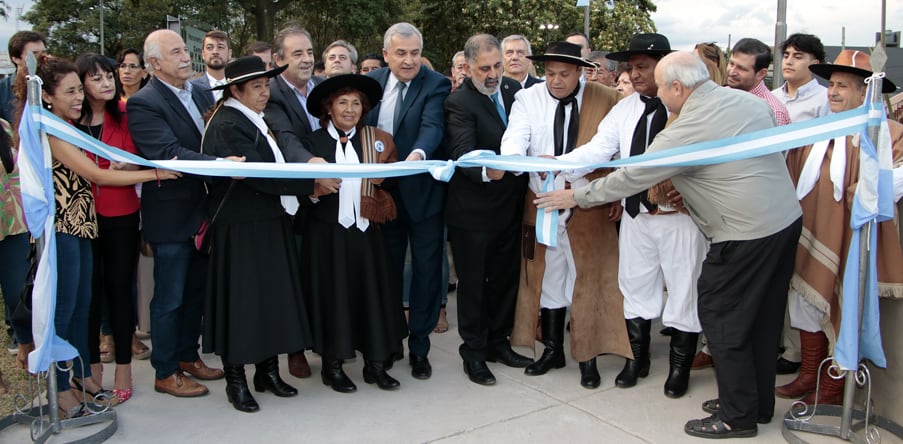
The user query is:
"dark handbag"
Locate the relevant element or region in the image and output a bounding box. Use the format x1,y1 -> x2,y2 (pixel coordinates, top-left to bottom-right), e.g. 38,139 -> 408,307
194,181 -> 235,254
11,243 -> 37,340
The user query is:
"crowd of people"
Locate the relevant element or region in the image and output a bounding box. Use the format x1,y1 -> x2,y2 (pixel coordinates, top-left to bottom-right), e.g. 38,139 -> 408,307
0,20 -> 900,440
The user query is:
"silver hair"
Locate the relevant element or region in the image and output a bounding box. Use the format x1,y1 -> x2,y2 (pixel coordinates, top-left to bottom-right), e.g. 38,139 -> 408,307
143,29 -> 171,74
587,51 -> 617,72
660,51 -> 709,88
451,51 -> 464,66
323,40 -> 359,64
501,35 -> 532,56
463,34 -> 501,64
383,23 -> 423,51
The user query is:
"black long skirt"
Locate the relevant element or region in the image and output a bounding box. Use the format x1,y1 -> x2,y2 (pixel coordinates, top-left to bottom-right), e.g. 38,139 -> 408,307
203,215 -> 312,364
302,219 -> 407,362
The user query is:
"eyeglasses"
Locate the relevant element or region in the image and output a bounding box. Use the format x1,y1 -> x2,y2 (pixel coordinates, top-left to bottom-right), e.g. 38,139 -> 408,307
119,63 -> 143,71
585,68 -> 609,78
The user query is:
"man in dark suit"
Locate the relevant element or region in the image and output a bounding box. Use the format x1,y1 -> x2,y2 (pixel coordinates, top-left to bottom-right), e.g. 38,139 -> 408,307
502,34 -> 543,89
444,34 -> 532,386
127,29 -> 229,397
365,22 -> 451,380
188,30 -> 232,104
261,24 -> 331,379
264,24 -> 324,164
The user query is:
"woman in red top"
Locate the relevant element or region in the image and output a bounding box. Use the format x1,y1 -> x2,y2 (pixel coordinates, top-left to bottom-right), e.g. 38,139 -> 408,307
75,53 -> 141,404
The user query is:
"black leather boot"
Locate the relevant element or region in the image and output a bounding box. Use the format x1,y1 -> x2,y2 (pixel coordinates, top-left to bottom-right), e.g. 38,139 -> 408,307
524,308 -> 567,376
363,359 -> 400,391
579,357 -> 601,389
253,356 -> 298,397
664,330 -> 699,398
225,364 -> 259,413
615,317 -> 651,388
321,359 -> 357,393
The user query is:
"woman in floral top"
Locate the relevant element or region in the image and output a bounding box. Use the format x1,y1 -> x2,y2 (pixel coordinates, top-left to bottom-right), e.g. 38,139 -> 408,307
20,56 -> 180,417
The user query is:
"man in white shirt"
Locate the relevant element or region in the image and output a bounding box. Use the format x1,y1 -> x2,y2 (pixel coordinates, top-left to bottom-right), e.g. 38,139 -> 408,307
191,30 -> 232,103
771,33 -> 830,123
556,33 -> 708,399
501,41 -> 629,390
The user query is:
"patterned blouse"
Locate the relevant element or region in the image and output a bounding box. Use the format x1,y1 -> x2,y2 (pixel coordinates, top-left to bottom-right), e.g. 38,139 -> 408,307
52,159 -> 97,239
0,119 -> 27,241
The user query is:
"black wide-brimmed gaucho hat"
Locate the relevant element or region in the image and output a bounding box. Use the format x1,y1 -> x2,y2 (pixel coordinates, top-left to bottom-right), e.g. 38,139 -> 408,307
527,42 -> 596,68
306,74 -> 384,118
606,33 -> 673,62
209,56 -> 287,90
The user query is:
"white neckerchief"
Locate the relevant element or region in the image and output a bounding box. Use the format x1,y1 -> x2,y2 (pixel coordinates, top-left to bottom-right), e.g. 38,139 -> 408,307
796,137 -> 846,202
224,98 -> 300,215
327,121 -> 368,231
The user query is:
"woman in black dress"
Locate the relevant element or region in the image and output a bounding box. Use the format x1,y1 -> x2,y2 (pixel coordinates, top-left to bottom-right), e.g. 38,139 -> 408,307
201,57 -> 314,412
302,74 -> 407,393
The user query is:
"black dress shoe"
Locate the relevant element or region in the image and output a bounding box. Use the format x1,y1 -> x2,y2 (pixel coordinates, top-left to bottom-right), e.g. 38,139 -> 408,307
321,360 -> 357,393
363,360 -> 400,391
775,357 -> 801,375
463,361 -> 496,386
487,347 -> 533,368
410,355 -> 432,380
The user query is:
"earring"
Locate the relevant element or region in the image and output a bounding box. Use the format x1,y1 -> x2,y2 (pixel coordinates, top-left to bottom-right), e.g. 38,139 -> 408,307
47,103 -> 52,110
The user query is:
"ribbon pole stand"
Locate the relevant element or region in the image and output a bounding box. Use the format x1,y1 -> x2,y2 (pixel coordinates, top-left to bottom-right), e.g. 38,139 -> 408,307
0,53 -> 117,444
781,44 -> 903,444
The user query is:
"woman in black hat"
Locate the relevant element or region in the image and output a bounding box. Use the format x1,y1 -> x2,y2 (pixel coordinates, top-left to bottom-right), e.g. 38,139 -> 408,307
301,74 -> 406,393
201,56 -> 315,412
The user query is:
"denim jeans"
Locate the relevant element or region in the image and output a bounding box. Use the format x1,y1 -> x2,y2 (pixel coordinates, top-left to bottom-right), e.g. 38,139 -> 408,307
149,241 -> 207,379
0,233 -> 31,343
55,233 -> 94,391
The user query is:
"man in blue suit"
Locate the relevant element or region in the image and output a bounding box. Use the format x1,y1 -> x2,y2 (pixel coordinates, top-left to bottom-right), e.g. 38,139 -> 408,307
128,29 -> 232,397
365,22 -> 451,380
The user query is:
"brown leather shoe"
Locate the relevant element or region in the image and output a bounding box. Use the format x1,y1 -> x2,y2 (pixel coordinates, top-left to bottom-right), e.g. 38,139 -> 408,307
289,352 -> 312,378
154,372 -> 209,397
691,351 -> 714,370
179,359 -> 225,380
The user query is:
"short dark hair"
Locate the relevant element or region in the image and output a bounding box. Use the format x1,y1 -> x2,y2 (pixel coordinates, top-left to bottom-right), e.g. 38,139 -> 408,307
731,38 -> 772,72
204,30 -> 230,49
274,23 -> 313,59
246,41 -> 273,56
360,53 -> 386,67
781,33 -> 826,63
8,30 -> 46,61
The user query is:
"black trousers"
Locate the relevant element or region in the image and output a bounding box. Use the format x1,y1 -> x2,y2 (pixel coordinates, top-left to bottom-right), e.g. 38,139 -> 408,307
88,212 -> 141,365
448,220 -> 520,362
699,217 -> 802,429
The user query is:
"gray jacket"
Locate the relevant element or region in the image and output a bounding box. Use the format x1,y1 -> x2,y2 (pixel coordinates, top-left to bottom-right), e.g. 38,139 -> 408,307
574,81 -> 802,243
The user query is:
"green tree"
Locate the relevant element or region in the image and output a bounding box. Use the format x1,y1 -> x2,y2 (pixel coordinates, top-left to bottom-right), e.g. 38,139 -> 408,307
412,0 -> 656,73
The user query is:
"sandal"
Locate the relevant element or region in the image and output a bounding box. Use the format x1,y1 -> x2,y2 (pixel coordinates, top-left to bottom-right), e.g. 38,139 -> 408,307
59,402 -> 90,419
112,386 -> 133,404
684,414 -> 757,439
99,334 -> 114,363
71,378 -> 120,407
700,399 -> 772,424
433,306 -> 448,333
131,335 -> 151,360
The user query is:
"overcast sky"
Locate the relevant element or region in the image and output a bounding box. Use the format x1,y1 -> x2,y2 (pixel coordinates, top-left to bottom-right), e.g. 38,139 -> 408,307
0,1 -> 900,54
653,0 -> 902,50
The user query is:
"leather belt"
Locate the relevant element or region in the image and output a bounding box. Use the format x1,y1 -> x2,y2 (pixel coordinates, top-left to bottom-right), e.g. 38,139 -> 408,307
647,208 -> 678,216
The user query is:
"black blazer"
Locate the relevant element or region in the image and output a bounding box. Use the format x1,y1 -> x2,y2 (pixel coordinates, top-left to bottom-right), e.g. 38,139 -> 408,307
364,67 -> 451,222
202,106 -> 313,223
188,75 -> 215,110
264,75 -> 323,163
444,77 -> 527,231
524,74 -> 544,89
127,76 -> 215,243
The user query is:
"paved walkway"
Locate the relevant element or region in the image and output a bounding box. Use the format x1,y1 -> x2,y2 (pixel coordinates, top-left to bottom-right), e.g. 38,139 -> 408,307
2,293 -> 833,443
